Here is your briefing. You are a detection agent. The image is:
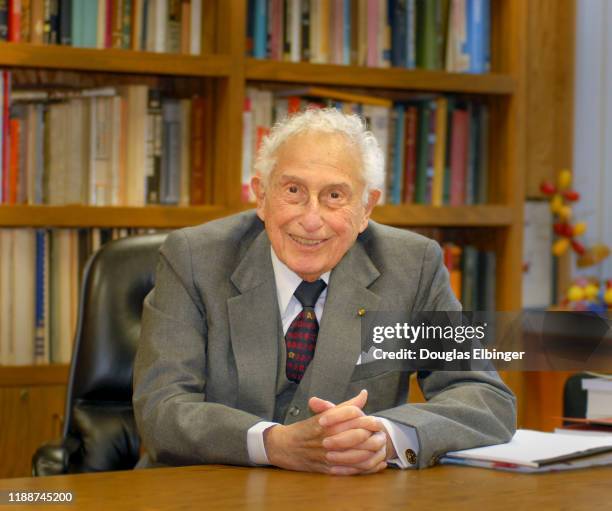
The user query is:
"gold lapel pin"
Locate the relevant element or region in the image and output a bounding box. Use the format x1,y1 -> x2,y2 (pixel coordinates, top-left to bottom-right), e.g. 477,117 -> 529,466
358,308 -> 366,317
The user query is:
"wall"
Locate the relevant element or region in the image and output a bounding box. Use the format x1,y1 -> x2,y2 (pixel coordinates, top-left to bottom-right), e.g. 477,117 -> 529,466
573,0 -> 612,279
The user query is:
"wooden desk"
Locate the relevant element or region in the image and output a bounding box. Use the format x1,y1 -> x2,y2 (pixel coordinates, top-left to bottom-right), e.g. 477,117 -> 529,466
0,464 -> 610,510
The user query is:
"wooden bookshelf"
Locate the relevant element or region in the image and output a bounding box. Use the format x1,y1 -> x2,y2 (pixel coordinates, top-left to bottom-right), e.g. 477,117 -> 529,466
0,42 -> 232,77
0,205 -> 231,228
0,365 -> 69,387
246,59 -> 516,95
372,205 -> 515,227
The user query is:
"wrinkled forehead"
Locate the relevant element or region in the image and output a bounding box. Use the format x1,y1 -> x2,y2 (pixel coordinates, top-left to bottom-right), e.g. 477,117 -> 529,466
271,130 -> 364,181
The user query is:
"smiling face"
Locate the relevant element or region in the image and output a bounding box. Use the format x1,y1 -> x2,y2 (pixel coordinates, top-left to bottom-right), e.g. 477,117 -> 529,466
251,131 -> 380,282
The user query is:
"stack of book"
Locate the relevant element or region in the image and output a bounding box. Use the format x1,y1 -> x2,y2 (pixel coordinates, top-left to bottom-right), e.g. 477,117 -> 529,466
247,0 -> 490,73
583,378 -> 612,420
243,86 -> 489,206
0,0 -> 203,54
0,227 -> 162,366
0,72 -> 207,206
442,242 -> 495,311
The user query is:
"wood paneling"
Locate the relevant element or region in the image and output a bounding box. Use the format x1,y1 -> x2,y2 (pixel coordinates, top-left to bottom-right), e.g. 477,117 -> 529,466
0,385 -> 66,478
525,0 -> 576,198
0,42 -> 232,77
246,59 -> 516,94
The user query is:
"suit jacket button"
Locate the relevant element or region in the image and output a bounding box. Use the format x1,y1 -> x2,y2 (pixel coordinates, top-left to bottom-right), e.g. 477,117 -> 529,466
405,449 -> 417,466
289,406 -> 300,417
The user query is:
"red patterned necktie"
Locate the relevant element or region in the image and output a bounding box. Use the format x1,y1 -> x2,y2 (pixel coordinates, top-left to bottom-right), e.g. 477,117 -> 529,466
285,279 -> 327,383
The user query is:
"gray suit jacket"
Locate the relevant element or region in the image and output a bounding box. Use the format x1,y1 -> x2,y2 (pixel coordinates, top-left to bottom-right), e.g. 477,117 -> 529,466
133,211 -> 516,469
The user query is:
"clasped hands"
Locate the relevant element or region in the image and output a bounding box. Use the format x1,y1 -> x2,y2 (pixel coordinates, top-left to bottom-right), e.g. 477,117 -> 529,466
263,389 -> 395,475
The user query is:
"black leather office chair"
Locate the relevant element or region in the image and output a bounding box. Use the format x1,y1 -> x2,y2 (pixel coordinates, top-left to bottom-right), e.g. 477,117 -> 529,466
32,234 -> 167,475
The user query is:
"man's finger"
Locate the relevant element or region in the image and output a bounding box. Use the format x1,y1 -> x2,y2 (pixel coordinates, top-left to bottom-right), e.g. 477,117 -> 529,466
326,448 -> 376,465
319,404 -> 365,427
322,415 -> 382,437
350,431 -> 387,453
336,389 -> 368,410
308,396 -> 335,415
322,427 -> 371,450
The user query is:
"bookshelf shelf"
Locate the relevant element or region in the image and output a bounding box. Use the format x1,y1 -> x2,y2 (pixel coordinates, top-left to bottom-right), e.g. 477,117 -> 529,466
0,42 -> 232,77
0,365 -> 69,387
245,59 -> 516,95
371,205 -> 515,227
0,205 -> 232,228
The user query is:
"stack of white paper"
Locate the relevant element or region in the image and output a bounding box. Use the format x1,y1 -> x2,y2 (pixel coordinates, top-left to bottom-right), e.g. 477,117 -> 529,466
441,429 -> 612,473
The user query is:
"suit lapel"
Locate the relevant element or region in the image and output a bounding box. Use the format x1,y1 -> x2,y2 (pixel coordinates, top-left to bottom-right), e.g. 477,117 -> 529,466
287,239 -> 382,422
227,230 -> 279,420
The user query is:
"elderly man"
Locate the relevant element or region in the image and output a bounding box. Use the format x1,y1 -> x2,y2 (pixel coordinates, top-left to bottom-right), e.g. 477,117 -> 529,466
133,108 -> 516,474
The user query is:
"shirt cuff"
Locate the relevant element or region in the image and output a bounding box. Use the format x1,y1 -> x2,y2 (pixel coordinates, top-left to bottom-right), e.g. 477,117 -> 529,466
247,421 -> 279,465
375,417 -> 420,469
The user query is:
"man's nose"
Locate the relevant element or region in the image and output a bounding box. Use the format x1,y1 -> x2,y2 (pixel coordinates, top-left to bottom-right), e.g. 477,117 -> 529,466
299,197 -> 325,232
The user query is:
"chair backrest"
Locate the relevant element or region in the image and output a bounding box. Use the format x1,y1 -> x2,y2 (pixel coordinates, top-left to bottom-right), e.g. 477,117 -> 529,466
63,233 -> 166,472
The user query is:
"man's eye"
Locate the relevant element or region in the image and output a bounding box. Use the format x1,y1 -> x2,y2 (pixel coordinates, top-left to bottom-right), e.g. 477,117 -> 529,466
288,186 -> 299,193
330,191 -> 341,199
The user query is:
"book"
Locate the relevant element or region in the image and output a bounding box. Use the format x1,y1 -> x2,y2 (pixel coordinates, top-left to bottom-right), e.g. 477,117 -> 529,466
583,379 -> 612,420
441,429 -> 612,473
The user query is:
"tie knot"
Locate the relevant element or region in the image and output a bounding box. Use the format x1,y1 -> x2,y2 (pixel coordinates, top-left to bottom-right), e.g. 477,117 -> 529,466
294,280 -> 327,308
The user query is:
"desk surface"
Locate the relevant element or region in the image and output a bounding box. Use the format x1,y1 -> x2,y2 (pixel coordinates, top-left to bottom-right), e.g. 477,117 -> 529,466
0,464 -> 610,511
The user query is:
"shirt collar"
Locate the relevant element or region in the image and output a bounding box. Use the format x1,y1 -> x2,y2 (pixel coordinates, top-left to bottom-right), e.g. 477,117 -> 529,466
270,247 -> 330,315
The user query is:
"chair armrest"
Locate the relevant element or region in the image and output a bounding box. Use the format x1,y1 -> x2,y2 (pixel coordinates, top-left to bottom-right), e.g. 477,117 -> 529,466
32,436 -> 81,477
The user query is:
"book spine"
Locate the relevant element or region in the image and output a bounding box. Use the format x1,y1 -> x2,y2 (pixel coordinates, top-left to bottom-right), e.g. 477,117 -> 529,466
34,229 -> 49,364
241,97 -> 252,202
145,89 -> 161,204
342,0 -> 350,64
289,0 -> 301,62
403,104 -> 417,203
390,103 -> 405,205
1,72 -> 10,205
166,0 -> 180,53
160,98 -> 181,204
81,0 -> 97,47
190,95 -> 205,204
449,107 -> 468,205
8,0 -> 21,42
30,0 -> 43,43
189,0 -> 200,54
406,0 -> 416,68
59,0 -> 71,44
0,0 -> 8,41
432,96 -> 448,206
414,101 -> 429,204
365,0 -> 377,67
468,0 -> 487,73
178,98 -> 190,205
268,0 -> 281,60
301,0 -> 309,62
70,0 -> 81,47
96,0 -> 106,48
122,0 -> 132,49
391,0 -> 407,68
253,0 -> 267,58
112,0 -> 124,48
179,0 -> 189,54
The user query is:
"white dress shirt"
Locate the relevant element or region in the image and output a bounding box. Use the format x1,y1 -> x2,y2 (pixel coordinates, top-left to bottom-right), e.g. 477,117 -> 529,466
246,248 -> 420,469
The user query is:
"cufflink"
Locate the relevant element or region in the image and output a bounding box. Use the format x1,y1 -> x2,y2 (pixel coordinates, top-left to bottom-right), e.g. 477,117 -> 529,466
405,449 -> 417,466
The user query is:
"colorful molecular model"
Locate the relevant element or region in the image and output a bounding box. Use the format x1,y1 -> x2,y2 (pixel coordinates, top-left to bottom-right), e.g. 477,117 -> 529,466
564,278 -> 612,312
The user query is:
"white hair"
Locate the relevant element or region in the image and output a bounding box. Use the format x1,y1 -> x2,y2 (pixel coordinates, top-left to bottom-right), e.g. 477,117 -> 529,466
254,107 -> 385,203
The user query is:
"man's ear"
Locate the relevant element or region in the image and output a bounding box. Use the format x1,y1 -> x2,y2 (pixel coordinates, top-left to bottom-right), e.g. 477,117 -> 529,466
251,174 -> 266,221
359,189 -> 381,233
